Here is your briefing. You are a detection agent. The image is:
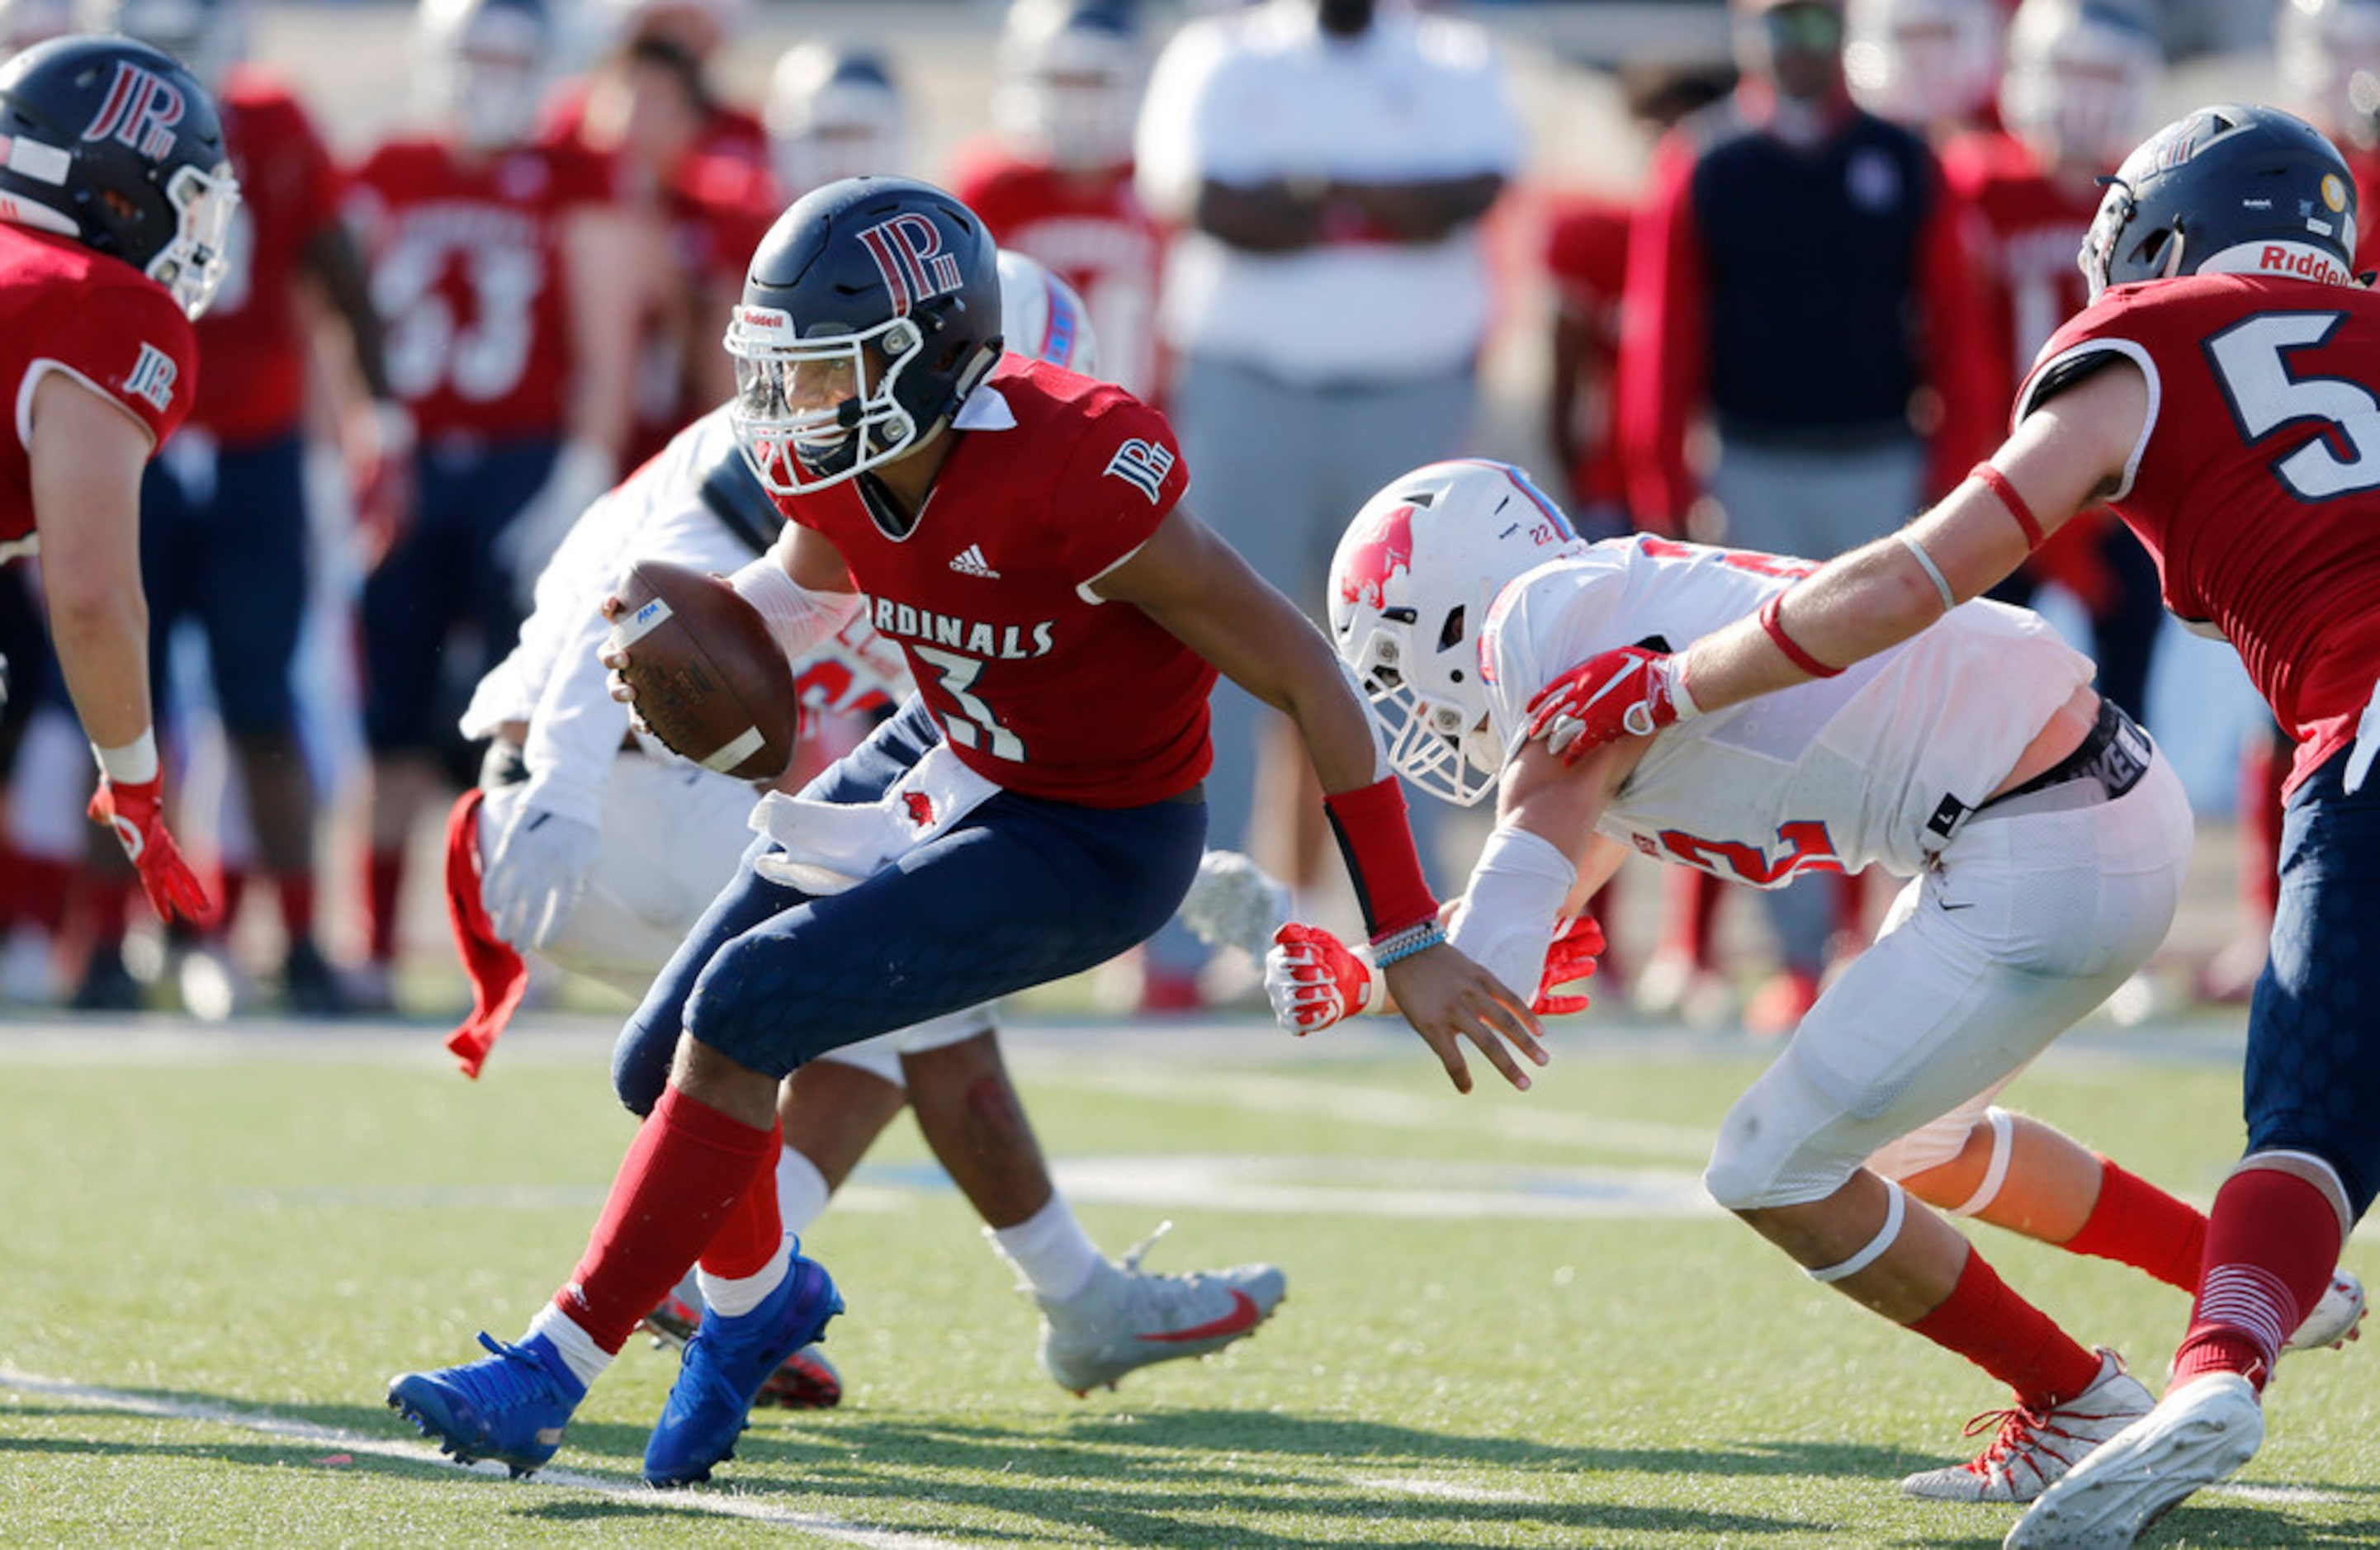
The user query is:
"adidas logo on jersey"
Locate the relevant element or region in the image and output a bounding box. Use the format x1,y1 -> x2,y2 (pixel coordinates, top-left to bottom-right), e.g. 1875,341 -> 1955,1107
949,544 -> 1001,579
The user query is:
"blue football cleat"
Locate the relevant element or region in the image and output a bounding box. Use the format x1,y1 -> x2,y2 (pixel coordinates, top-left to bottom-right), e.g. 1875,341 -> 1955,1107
644,1254 -> 843,1488
387,1330 -> 586,1477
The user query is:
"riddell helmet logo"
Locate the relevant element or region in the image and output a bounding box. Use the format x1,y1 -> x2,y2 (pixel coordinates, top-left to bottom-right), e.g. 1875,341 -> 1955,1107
856,213 -> 963,315
81,60 -> 186,160
1339,503 -> 1417,610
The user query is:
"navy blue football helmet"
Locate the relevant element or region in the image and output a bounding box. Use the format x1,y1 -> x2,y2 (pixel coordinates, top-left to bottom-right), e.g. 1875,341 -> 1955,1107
724,176 -> 1002,495
2081,103 -> 2359,297
0,34 -> 238,317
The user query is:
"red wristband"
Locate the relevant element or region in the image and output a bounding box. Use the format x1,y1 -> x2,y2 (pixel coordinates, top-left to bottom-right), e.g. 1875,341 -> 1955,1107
1322,775 -> 1439,941
1970,462 -> 2046,549
1758,592 -> 1840,679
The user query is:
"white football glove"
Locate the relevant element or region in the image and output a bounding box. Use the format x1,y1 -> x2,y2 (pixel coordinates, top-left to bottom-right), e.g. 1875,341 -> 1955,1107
482,802 -> 601,951
1176,849 -> 1294,962
1262,922 -> 1377,1035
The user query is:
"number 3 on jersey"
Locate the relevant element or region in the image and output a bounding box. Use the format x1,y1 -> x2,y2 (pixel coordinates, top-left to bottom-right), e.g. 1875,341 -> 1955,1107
2205,310 -> 2380,499
912,645 -> 1026,761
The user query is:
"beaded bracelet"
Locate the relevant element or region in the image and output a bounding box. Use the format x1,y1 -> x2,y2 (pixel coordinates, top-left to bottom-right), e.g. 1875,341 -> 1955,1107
1372,921 -> 1447,967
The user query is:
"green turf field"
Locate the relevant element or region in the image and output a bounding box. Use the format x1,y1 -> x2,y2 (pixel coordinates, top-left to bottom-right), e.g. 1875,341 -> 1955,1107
0,1014 -> 2371,1548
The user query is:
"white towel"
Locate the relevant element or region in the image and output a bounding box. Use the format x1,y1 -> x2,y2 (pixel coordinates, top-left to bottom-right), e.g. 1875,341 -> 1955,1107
748,743 -> 1001,894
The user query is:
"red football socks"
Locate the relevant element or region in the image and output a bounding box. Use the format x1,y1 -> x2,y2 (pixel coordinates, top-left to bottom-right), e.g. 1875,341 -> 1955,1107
364,848 -> 404,964
553,1085 -> 780,1354
2061,1157 -> 2207,1292
2171,1166 -> 2345,1392
1909,1248 -> 2105,1410
697,1129 -> 788,1281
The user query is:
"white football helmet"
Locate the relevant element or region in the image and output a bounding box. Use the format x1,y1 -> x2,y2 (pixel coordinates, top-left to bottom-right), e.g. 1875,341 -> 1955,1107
1328,461 -> 1585,808
1843,0 -> 2002,131
2000,0 -> 2163,176
992,0 -> 1142,173
996,249 -> 1101,377
766,42 -> 905,197
2280,0 -> 2380,150
415,0 -> 552,151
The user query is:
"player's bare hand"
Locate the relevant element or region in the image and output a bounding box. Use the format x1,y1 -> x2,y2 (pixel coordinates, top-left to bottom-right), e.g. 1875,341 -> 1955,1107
1380,942 -> 1546,1094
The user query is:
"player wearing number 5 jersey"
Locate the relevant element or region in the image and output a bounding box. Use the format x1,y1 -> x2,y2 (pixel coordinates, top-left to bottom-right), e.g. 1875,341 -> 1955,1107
343,0 -> 641,1007
1278,458 -> 2360,1509
1526,106 -> 2380,1547
0,36 -> 237,927
387,176 -> 1538,1490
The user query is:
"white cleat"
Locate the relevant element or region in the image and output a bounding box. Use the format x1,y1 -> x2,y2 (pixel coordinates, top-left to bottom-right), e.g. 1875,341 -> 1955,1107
1035,1225 -> 1286,1396
1901,1349 -> 2152,1504
2003,1373 -> 2264,1550
2283,1269 -> 2366,1354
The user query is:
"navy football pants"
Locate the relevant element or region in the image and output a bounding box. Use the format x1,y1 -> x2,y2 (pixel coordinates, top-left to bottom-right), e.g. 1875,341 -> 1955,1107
613,697 -> 1207,1114
2249,744 -> 2380,1221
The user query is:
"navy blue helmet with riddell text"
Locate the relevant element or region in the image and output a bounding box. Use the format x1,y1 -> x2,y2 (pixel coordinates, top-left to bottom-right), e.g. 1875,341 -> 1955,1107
2081,103 -> 2359,297
724,176 -> 1003,496
0,33 -> 239,318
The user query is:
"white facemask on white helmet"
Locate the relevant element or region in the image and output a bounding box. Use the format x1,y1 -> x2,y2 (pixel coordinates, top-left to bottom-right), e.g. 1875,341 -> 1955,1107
1327,460 -> 1586,808
2000,0 -> 2163,175
1843,0 -> 2003,130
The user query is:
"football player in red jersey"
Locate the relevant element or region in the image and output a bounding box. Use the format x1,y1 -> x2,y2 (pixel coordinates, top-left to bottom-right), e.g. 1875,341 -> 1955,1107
91,0 -> 404,1014
2280,0 -> 2380,273
764,41 -> 906,199
0,36 -> 236,930
344,0 -> 641,1010
388,177 -> 1538,1488
952,0 -> 1166,400
1523,106 -> 2380,1547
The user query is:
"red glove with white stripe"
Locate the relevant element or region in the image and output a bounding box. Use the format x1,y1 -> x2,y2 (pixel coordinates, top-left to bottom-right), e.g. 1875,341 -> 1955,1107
1525,647 -> 1697,763
1265,922 -> 1375,1034
88,775 -> 215,925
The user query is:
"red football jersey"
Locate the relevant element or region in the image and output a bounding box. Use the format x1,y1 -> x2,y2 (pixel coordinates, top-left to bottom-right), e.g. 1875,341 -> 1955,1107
344,136 -> 614,441
1943,132 -> 2099,399
949,143 -> 1166,399
625,150 -> 778,467
192,69 -> 343,445
777,357 -> 1213,806
1540,194 -> 1631,511
2346,143 -> 2380,275
2021,273 -> 2380,792
0,226 -> 196,554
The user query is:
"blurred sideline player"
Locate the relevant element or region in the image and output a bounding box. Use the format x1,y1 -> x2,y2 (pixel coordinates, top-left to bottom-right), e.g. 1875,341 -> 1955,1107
1843,0 -> 2005,146
344,0 -> 641,1009
0,38 -> 237,940
952,0 -> 1165,400
83,0 -> 405,1015
764,40 -> 904,200
389,177 -> 1535,1489
450,253 -> 1287,1408
2280,0 -> 2380,272
1275,459 -> 2363,1505
1514,106 -> 2380,1545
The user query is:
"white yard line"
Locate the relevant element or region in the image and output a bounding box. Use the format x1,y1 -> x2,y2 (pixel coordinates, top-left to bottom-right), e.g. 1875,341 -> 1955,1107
0,1364 -> 968,1548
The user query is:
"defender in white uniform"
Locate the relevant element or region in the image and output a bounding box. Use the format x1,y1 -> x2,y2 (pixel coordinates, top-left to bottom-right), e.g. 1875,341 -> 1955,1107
448,255 -> 1289,1409
1275,459 -> 2362,1505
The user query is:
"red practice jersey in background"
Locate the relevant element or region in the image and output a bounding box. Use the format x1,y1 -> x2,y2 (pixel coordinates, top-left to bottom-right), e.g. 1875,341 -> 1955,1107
192,68 -> 343,447
776,357 -> 1211,806
0,225 -> 196,551
344,137 -> 613,441
2022,272 -> 2380,792
1539,193 -> 1631,513
949,144 -> 1166,399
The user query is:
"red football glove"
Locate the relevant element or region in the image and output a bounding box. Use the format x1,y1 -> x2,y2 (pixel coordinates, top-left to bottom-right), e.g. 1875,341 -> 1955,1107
1534,914 -> 1606,1016
88,776 -> 215,926
1264,921 -> 1375,1035
1524,646 -> 1698,764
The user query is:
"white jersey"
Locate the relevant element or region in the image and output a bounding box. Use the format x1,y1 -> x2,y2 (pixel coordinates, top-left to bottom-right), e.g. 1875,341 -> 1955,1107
1479,536 -> 2094,884
459,404 -> 914,826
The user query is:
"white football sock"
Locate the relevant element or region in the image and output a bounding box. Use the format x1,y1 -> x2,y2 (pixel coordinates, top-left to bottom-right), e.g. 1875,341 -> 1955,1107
699,1237 -> 792,1319
778,1145 -> 832,1238
988,1194 -> 1101,1302
526,1303 -> 613,1390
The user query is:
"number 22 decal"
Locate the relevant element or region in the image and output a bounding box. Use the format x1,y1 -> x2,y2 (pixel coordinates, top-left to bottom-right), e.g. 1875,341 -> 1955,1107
2203,310 -> 2380,499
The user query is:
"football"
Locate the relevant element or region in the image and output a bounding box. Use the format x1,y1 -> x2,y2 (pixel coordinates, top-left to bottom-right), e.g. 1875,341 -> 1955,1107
608,558 -> 797,782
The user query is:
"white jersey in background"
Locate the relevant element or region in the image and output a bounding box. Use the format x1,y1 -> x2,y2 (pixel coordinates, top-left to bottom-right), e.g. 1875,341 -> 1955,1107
1481,535 -> 2095,884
